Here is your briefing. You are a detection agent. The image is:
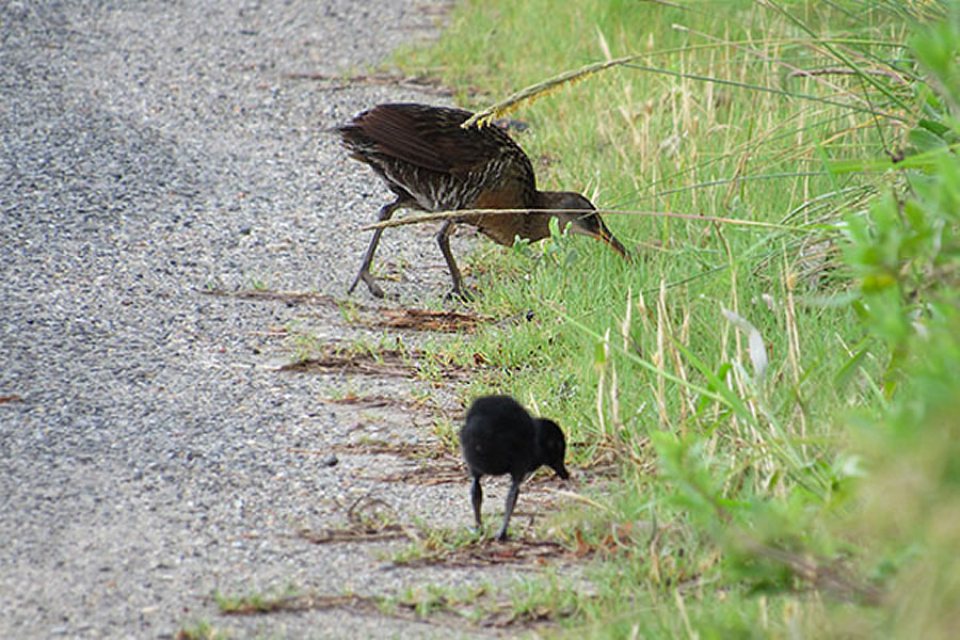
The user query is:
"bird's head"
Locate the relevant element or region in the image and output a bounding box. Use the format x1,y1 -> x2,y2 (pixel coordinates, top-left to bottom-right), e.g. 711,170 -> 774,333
536,418 -> 570,480
536,191 -> 629,259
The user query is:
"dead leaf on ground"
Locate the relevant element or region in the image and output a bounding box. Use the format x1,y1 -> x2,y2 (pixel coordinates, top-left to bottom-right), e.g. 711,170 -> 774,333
324,392 -> 439,414
202,288 -> 494,336
296,526 -> 408,544
365,308 -> 493,333
214,588 -> 572,633
279,345 -> 469,380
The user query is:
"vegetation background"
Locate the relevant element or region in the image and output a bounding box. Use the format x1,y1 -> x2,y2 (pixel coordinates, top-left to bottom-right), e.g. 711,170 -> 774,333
393,0 -> 960,636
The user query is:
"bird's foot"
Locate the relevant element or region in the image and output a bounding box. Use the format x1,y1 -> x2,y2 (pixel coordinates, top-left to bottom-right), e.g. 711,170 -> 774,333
494,529 -> 510,542
348,270 -> 385,299
445,287 -> 474,303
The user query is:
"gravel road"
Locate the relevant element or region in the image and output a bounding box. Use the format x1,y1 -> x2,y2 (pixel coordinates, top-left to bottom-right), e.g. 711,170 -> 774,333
0,2 -> 561,638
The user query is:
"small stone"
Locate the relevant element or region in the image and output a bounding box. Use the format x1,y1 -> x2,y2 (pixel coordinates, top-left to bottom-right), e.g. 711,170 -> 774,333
321,454 -> 338,467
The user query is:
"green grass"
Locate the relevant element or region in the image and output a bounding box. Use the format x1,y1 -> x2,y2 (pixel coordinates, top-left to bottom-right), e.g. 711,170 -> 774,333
213,585 -> 302,614
398,0 -> 902,464
175,620 -> 229,640
387,0 -> 960,637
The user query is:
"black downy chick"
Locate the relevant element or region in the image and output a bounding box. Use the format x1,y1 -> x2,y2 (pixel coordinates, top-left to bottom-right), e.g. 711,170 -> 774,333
459,395 -> 570,541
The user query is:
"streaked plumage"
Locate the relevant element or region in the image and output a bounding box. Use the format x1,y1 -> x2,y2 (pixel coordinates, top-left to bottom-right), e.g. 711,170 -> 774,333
338,103 -> 628,298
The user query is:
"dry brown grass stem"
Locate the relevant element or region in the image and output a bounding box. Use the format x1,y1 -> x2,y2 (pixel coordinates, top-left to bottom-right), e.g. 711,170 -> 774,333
596,327 -> 611,440
655,281 -> 669,429
782,255 -> 808,456
462,55 -> 646,128
718,223 -> 775,482
787,66 -> 910,84
360,209 -> 802,232
674,306 -> 694,426
675,22 -> 894,108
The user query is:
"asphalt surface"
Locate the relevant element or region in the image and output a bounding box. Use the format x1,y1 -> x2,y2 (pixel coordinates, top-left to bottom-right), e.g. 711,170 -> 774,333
0,2 -> 552,637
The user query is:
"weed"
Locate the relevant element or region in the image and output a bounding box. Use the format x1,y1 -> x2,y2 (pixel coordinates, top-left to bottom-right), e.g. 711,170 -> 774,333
174,620 -> 228,640
214,584 -> 301,615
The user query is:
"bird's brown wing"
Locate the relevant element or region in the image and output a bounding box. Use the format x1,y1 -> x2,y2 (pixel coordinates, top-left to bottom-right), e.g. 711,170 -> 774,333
344,103 -> 531,178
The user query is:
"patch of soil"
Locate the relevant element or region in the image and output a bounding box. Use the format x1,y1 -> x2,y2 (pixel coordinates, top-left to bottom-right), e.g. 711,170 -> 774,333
215,589 -> 572,633
205,287 -> 494,333
282,71 -> 453,96
280,349 -> 414,377
295,496 -> 411,544
324,392 -> 447,416
279,345 -> 469,380
201,288 -> 338,307
326,439 -> 448,459
358,461 -> 464,486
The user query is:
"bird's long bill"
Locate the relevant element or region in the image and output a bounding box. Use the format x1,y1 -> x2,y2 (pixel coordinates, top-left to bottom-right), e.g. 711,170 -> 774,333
565,212 -> 630,260
594,220 -> 630,260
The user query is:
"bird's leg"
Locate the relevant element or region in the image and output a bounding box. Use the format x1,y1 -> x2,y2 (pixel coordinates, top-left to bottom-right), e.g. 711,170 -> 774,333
436,220 -> 472,301
348,198 -> 402,298
495,477 -> 522,542
470,474 -> 484,533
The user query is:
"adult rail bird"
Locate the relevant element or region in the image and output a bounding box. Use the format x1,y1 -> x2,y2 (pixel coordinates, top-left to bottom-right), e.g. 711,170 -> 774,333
337,103 -> 629,299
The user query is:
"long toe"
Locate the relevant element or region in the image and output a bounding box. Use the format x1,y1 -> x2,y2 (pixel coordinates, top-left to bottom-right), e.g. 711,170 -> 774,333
347,273 -> 363,295
445,287 -> 473,302
361,273 -> 386,299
